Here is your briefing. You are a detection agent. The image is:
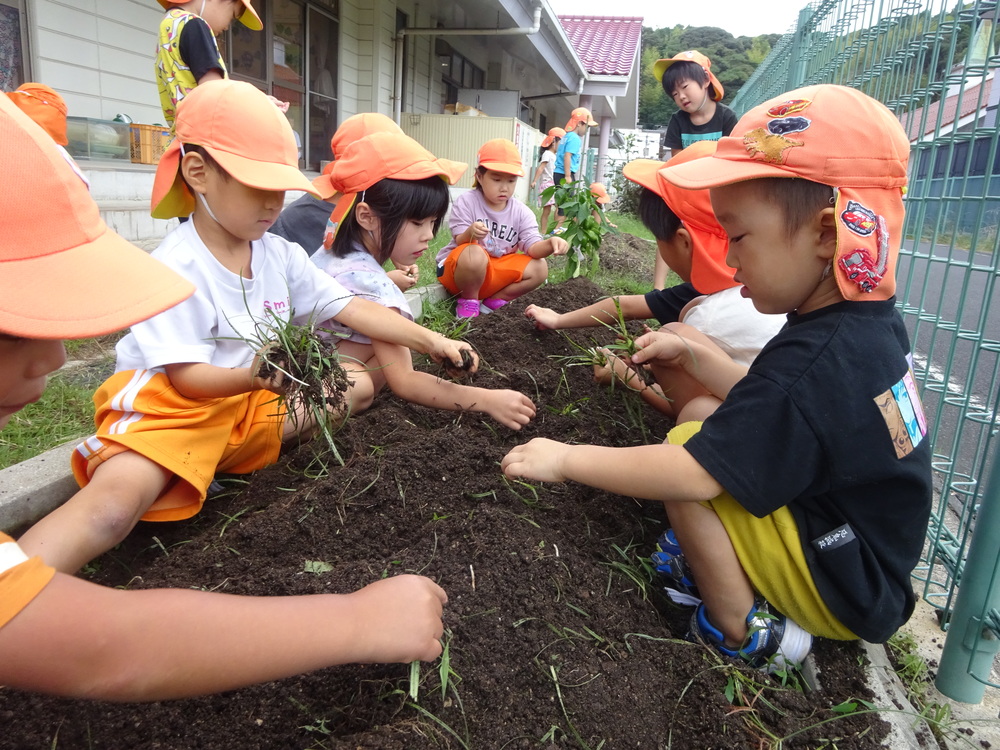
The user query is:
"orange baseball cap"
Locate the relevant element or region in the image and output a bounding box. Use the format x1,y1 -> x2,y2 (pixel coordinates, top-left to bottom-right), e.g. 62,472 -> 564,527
311,113 -> 404,200
0,95 -> 193,338
623,141 -> 736,295
540,127 -> 565,148
6,83 -> 68,146
152,79 -> 318,219
653,50 -> 724,102
660,84 -> 909,302
589,182 -> 611,204
477,138 -> 524,177
156,0 -> 261,30
565,107 -> 598,130
321,131 -> 466,249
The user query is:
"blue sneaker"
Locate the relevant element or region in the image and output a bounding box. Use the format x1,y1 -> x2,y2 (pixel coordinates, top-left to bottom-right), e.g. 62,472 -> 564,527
650,529 -> 701,606
688,600 -> 813,673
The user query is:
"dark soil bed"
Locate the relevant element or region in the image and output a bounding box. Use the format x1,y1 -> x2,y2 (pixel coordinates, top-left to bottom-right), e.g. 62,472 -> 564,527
1,275 -> 888,749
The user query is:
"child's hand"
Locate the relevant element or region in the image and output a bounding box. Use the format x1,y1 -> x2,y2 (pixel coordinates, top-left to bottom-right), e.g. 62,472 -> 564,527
592,347 -> 647,392
483,389 -> 536,429
524,304 -> 560,330
469,221 -> 489,242
632,329 -> 690,369
387,267 -> 418,291
431,337 -> 479,377
251,346 -> 289,395
549,237 -> 569,256
501,438 -> 571,483
346,575 -> 447,663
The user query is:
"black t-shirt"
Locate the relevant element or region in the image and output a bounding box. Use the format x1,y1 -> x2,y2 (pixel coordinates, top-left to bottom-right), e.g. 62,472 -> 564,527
270,194 -> 336,256
684,299 -> 931,642
644,283 -> 700,324
179,17 -> 226,81
665,103 -> 739,150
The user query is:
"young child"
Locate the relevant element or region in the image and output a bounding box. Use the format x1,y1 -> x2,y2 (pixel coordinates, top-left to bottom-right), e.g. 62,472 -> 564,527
0,92 -> 446,701
155,0 -> 261,131
551,107 -> 598,235
437,138 -> 569,318
653,50 -> 738,289
311,131 -> 537,429
529,127 -> 564,234
589,182 -> 617,228
526,142 -> 784,419
504,85 -> 931,673
17,80 -> 476,575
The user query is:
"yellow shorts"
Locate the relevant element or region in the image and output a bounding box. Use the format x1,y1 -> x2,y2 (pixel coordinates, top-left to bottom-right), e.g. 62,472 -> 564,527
437,243 -> 533,300
72,369 -> 285,522
668,422 -> 856,640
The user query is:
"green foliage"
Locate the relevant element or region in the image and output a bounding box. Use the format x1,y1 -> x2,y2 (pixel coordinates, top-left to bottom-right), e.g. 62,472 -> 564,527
605,132 -> 643,218
541,179 -> 608,280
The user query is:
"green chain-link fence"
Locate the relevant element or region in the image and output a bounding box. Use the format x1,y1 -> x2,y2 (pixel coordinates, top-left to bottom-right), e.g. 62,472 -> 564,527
734,0 -> 1000,702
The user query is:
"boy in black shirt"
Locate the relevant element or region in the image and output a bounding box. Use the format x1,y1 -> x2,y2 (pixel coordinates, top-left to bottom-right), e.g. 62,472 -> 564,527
503,85 -> 931,673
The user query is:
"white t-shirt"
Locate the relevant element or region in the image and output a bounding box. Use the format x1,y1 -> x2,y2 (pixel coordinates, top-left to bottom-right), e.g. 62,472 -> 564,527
538,150 -> 555,183
311,244 -> 413,344
680,286 -> 786,367
116,222 -> 353,371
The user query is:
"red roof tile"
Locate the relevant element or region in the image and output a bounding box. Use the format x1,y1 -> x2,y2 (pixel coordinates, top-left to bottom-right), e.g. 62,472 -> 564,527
905,77 -> 993,140
558,15 -> 643,77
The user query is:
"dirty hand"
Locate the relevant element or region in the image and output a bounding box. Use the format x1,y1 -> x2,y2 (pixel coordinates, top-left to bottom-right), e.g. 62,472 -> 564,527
592,347 -> 646,391
484,390 -> 537,429
470,221 -> 489,241
631,329 -> 690,369
346,575 -> 448,663
388,267 -> 418,291
549,237 -> 570,256
524,304 -> 561,330
431,337 -> 479,377
501,438 -> 571,483
251,346 -> 290,395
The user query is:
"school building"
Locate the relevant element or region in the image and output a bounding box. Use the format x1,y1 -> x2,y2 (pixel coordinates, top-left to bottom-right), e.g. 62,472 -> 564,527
1,0 -> 641,242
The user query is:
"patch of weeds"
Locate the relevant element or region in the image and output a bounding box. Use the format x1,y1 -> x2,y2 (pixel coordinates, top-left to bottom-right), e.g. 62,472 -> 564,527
600,541 -> 655,602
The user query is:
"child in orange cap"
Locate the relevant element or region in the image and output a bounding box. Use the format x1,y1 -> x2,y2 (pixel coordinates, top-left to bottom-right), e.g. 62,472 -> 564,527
655,50 -> 738,160
310,131 -> 536,428
438,138 -> 569,317
588,182 -> 617,228
551,107 -> 598,234
505,85 -> 931,675
0,92 -> 446,700
271,113 -> 403,259
18,80 -> 477,574
526,142 -> 784,419
529,127 -> 564,233
155,0 -> 261,132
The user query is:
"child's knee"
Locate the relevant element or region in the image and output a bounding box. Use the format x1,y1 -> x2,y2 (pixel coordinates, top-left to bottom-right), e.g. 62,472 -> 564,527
70,476 -> 153,547
456,244 -> 489,273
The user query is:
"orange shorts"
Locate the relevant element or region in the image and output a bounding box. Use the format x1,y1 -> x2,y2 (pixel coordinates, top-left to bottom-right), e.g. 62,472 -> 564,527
437,243 -> 533,300
72,369 -> 285,522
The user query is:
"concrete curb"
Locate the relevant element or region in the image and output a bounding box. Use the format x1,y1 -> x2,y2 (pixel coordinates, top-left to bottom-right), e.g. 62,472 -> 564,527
0,284 -> 453,534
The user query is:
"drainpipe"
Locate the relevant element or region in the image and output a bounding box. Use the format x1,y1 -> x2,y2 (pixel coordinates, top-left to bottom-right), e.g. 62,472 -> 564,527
393,4 -> 543,122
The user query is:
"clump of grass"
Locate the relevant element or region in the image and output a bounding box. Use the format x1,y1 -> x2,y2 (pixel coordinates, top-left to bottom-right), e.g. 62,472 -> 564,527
237,305 -> 354,462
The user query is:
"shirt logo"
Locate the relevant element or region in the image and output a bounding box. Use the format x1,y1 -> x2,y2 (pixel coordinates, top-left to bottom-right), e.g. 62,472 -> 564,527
874,367 -> 928,458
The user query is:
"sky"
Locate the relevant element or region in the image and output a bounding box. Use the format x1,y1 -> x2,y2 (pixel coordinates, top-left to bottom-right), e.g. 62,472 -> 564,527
548,0 -> 804,38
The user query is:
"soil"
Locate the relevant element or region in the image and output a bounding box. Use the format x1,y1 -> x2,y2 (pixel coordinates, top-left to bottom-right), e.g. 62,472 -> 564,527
1,266 -> 890,748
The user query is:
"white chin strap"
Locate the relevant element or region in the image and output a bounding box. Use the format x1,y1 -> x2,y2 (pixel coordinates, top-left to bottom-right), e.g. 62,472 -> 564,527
197,191 -> 222,225
199,0 -> 206,16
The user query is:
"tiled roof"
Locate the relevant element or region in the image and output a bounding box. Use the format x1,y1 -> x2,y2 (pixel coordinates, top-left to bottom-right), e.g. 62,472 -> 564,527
905,77 -> 993,140
558,15 -> 643,77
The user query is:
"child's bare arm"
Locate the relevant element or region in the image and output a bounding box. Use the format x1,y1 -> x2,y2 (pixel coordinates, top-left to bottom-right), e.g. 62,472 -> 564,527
372,340 -> 535,429
454,220 -> 489,246
336,298 -> 478,375
525,236 -> 569,259
525,294 -> 654,331
501,438 -> 722,503
632,329 -> 748,401
166,362 -> 273,399
0,572 -> 445,702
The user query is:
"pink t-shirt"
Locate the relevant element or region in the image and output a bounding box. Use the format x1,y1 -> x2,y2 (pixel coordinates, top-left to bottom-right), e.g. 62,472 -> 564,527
437,189 -> 543,266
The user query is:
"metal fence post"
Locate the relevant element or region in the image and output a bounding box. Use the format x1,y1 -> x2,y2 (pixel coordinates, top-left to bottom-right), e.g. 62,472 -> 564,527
936,442 -> 1000,702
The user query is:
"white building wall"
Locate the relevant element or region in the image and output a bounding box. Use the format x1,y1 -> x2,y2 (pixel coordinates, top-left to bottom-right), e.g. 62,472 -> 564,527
32,0 -> 162,123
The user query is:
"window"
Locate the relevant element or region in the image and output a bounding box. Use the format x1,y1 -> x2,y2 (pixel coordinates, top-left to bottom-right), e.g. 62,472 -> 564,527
0,0 -> 29,90
438,42 -> 484,110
